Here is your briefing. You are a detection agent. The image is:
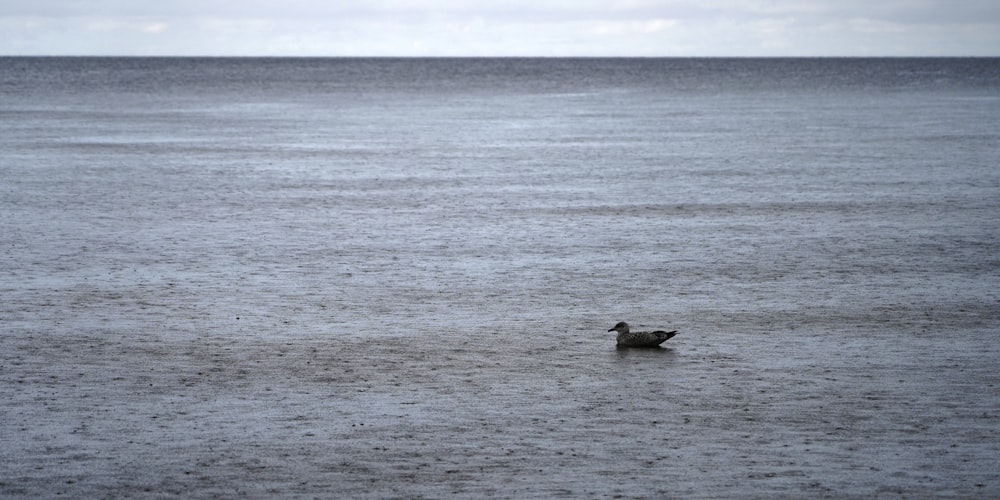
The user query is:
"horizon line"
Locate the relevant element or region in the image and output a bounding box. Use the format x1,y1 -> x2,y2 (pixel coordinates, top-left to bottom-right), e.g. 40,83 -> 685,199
2,54 -> 998,59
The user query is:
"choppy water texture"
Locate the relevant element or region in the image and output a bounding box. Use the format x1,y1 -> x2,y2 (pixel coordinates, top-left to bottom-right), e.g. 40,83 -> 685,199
2,58 -> 1000,497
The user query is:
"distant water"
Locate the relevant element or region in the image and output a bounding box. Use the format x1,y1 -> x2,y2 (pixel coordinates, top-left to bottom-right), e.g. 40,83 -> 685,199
2,57 -> 999,339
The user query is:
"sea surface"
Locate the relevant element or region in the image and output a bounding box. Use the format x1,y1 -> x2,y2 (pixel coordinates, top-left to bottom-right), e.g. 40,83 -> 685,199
2,58 -> 1000,497
3,57 -> 998,336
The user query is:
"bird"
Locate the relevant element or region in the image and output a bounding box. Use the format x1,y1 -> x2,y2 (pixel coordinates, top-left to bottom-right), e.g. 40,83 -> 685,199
608,321 -> 678,347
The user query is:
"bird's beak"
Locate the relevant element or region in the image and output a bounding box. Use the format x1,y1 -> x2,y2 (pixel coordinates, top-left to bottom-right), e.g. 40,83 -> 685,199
607,328 -> 615,332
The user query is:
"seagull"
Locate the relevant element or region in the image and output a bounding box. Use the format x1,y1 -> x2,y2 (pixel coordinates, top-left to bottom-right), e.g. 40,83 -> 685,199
608,321 -> 678,347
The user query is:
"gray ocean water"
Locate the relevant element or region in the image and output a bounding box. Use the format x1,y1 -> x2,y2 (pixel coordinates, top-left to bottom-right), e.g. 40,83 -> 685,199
4,57 -> 998,337
3,58 -> 1000,497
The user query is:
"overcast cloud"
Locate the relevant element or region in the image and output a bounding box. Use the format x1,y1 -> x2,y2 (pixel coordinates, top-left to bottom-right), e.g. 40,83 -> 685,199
2,0 -> 998,56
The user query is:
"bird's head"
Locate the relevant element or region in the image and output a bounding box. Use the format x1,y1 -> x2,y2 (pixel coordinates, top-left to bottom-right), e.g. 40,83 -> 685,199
608,321 -> 629,333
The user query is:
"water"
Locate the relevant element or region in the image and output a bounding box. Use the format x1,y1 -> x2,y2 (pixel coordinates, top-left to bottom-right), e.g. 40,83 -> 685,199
2,58 -> 1000,497
4,57 -> 998,336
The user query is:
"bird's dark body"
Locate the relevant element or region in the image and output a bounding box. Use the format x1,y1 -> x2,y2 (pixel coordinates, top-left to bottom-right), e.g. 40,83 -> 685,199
608,322 -> 678,348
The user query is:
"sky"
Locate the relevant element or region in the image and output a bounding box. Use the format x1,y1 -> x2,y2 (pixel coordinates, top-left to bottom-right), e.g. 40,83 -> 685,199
2,0 -> 999,57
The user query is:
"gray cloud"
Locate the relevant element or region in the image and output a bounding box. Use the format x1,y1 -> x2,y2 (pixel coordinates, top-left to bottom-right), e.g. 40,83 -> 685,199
1,0 -> 998,56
